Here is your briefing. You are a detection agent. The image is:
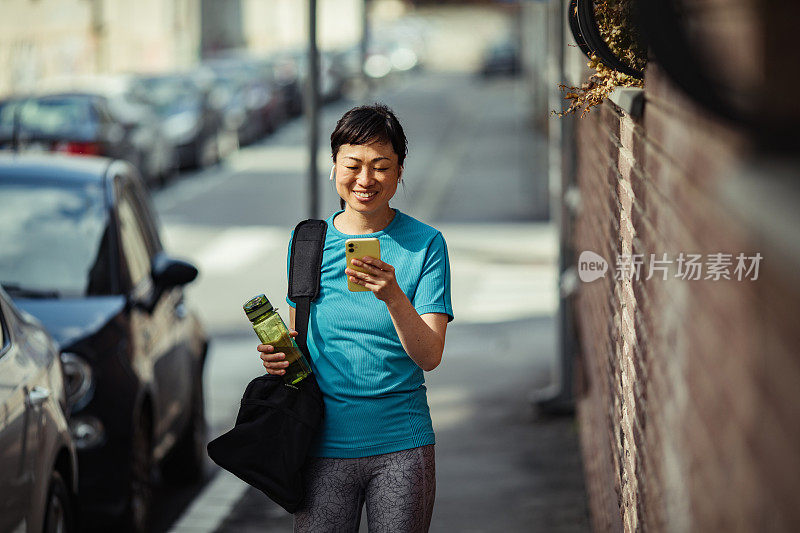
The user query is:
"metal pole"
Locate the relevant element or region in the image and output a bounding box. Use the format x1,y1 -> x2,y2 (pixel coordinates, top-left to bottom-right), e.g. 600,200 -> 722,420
306,0 -> 320,219
11,103 -> 21,153
360,0 -> 369,92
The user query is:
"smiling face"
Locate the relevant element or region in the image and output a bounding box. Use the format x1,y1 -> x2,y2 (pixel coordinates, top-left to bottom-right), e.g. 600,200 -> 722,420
334,140 -> 402,219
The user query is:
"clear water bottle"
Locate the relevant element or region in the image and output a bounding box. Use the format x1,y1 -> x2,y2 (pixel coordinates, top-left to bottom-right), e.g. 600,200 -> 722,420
244,294 -> 312,385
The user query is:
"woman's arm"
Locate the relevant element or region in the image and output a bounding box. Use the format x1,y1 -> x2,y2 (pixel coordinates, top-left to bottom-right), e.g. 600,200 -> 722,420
387,302 -> 448,371
346,256 -> 447,371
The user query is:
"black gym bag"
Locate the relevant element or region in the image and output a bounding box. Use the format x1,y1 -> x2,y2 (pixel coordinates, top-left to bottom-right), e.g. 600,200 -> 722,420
206,219 -> 327,513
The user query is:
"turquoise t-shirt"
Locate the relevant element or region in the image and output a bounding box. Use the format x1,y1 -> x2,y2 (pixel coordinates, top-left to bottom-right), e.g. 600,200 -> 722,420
286,209 -> 453,458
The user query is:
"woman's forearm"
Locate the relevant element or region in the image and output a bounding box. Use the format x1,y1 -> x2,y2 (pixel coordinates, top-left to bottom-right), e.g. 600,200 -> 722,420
385,294 -> 445,371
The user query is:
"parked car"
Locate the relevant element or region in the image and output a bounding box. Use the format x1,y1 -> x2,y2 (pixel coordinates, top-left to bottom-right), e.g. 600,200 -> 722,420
269,55 -> 304,117
0,88 -> 174,188
0,153 -> 209,533
136,72 -> 233,169
203,57 -> 286,145
0,285 -> 78,533
280,49 -> 346,103
479,39 -> 521,77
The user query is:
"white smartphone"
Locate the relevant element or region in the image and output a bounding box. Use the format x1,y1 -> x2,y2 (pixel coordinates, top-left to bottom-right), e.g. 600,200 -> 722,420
345,238 -> 381,292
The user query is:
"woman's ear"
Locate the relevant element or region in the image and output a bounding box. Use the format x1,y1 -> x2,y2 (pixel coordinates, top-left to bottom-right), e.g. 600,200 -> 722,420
329,165 -> 336,181
398,166 -> 403,183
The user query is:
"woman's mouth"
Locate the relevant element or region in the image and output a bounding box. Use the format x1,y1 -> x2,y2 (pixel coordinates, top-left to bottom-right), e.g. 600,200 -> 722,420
353,191 -> 377,199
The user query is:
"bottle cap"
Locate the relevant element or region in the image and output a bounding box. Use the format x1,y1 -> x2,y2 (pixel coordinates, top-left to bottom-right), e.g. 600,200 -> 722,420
243,294 -> 273,321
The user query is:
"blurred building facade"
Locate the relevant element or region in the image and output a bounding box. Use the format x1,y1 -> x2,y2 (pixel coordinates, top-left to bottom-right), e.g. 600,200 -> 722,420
0,0 -> 362,96
240,0 -> 362,55
535,0 -> 800,531
0,0 -> 201,95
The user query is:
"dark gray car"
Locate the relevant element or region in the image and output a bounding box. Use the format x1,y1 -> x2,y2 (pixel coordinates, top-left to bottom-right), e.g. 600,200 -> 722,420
0,153 -> 208,533
0,286 -> 78,533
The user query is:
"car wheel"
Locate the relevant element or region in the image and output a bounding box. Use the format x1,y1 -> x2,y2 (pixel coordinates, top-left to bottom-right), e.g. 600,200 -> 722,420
43,470 -> 75,533
122,414 -> 153,533
163,375 -> 207,483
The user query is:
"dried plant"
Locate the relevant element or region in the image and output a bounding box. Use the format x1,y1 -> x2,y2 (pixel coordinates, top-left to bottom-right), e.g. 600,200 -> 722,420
557,0 -> 647,117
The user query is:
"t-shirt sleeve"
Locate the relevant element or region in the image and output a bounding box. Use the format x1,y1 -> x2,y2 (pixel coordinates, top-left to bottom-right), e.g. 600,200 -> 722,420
285,232 -> 296,308
413,232 -> 454,322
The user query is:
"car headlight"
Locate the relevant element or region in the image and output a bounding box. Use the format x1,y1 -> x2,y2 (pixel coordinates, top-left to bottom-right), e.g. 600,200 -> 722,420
69,416 -> 105,450
60,352 -> 94,411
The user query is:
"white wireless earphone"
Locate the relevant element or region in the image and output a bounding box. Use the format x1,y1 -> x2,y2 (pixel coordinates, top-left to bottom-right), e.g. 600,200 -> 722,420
329,165 -> 336,181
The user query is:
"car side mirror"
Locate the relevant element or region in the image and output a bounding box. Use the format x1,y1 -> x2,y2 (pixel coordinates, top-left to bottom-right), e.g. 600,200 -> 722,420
151,252 -> 198,288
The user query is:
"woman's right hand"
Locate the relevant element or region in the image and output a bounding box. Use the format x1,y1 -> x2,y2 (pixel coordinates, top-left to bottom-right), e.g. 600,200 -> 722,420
257,344 -> 287,375
256,330 -> 298,375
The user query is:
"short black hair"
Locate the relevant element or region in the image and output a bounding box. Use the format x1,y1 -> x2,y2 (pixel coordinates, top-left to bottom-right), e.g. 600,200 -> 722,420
331,103 -> 407,166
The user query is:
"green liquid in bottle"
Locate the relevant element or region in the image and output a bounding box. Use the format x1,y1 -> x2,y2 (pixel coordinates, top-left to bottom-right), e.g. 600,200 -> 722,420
244,294 -> 312,385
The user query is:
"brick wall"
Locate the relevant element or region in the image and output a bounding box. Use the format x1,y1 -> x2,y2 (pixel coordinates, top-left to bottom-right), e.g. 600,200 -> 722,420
570,20 -> 800,531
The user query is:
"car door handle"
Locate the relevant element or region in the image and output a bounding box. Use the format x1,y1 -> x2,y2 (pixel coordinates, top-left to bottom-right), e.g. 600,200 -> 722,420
28,387 -> 50,407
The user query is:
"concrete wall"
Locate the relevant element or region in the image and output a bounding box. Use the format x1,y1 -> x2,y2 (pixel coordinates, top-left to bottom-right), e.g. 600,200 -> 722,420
0,0 -> 94,95
565,1 -> 800,531
0,0 -> 201,96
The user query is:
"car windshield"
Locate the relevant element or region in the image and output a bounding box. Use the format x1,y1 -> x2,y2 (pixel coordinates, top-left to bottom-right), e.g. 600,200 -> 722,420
0,178 -> 111,297
2,97 -> 96,137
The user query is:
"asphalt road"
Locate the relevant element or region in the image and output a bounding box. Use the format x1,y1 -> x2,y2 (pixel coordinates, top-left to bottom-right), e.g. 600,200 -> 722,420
148,70 -> 586,533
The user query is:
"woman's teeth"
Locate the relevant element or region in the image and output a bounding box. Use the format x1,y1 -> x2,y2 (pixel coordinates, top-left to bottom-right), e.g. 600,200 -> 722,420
354,191 -> 376,198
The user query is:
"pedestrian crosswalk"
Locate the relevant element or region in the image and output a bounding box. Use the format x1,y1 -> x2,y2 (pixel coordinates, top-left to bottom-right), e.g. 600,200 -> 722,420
160,221 -> 558,334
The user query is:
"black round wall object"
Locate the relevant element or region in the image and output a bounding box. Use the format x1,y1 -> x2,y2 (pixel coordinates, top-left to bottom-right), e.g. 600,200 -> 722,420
568,0 -> 644,79
568,0 -> 595,59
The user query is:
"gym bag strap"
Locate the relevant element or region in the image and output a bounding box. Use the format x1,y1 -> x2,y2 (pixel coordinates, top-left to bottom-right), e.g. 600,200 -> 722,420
289,219 -> 327,359
206,219 -> 326,514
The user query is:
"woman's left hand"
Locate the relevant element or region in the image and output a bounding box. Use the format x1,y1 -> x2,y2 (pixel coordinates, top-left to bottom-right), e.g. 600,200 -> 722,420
346,257 -> 403,303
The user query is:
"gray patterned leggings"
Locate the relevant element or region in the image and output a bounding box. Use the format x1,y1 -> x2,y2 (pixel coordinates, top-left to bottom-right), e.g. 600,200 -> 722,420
294,445 -> 436,533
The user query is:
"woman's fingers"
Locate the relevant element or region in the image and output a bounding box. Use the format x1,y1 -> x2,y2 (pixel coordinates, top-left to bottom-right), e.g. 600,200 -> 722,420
360,256 -> 393,272
351,258 -> 385,274
257,344 -> 289,374
347,258 -> 401,303
347,263 -> 386,282
260,352 -> 288,363
350,258 -> 376,272
345,267 -> 364,278
348,274 -> 367,287
263,356 -> 288,375
346,263 -> 391,290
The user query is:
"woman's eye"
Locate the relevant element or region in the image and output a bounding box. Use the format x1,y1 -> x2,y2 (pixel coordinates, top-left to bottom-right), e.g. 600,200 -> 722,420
345,166 -> 358,170
375,168 -> 389,172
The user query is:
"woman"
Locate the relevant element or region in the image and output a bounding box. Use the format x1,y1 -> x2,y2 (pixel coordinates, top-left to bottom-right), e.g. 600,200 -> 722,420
258,104 -> 453,532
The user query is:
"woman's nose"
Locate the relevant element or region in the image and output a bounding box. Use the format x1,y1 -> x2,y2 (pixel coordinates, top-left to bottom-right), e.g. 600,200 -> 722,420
356,169 -> 374,185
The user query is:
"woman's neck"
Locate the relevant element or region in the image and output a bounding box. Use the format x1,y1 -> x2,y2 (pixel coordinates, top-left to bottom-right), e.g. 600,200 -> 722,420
334,206 -> 396,235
